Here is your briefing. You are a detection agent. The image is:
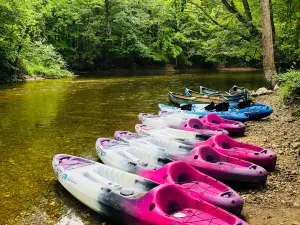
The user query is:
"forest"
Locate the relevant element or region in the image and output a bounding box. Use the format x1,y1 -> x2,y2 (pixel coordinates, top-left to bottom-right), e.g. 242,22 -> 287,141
0,0 -> 299,81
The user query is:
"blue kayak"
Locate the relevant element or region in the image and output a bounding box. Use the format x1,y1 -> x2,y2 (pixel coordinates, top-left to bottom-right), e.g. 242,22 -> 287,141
190,102 -> 273,120
159,102 -> 273,120
158,104 -> 249,122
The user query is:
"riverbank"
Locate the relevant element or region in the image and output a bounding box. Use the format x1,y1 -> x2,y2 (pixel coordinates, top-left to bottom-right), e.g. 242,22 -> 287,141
1,67 -> 262,83
238,92 -> 300,225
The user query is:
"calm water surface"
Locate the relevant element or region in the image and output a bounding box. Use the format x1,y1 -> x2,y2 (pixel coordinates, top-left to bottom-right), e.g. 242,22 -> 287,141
0,71 -> 267,224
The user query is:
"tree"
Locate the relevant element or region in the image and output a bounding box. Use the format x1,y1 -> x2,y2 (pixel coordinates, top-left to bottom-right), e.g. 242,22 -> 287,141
261,0 -> 277,88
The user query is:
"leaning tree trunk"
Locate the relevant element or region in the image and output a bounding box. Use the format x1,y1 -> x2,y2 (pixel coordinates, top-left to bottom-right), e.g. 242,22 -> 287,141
261,0 -> 276,89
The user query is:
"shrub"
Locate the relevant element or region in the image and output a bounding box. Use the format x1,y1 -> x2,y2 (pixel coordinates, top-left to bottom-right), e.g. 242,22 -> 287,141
276,69 -> 300,105
23,41 -> 73,78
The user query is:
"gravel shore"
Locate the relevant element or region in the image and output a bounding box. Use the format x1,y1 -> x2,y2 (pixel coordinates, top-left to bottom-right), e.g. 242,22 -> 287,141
238,92 -> 300,225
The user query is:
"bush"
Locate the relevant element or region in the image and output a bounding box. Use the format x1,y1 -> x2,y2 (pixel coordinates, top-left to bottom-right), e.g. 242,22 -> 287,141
276,69 -> 300,104
23,41 -> 73,78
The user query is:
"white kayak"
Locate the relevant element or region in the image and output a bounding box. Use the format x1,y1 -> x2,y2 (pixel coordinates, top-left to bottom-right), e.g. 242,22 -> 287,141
138,112 -> 185,127
114,130 -> 194,152
95,138 -> 245,214
54,154 -> 248,224
135,123 -> 226,141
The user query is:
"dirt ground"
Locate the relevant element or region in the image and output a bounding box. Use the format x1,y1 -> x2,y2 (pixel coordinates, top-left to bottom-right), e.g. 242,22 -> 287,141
237,92 -> 300,225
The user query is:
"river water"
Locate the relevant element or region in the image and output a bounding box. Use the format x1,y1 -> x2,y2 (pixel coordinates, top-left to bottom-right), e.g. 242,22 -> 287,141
0,71 -> 267,224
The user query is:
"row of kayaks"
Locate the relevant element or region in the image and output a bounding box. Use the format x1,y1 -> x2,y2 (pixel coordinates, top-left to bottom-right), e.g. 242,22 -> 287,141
164,86 -> 273,121
53,86 -> 275,225
171,85 -> 250,105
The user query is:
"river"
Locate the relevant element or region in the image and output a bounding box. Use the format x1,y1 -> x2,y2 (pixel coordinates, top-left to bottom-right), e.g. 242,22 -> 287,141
0,71 -> 267,224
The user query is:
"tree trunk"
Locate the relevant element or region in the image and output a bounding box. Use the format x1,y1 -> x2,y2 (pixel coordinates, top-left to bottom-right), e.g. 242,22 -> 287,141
270,0 -> 276,46
105,0 -> 111,36
261,0 -> 276,89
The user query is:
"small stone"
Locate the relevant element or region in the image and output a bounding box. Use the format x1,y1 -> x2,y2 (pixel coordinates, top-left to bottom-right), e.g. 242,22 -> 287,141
291,170 -> 298,175
292,221 -> 300,225
292,142 -> 300,149
293,202 -> 300,207
283,141 -> 290,147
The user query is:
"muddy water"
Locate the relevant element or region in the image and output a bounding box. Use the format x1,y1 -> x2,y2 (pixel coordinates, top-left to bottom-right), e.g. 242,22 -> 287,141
0,71 -> 267,224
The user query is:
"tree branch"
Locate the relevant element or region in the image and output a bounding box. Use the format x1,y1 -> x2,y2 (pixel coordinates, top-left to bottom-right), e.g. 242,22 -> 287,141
188,0 -> 252,41
221,0 -> 260,36
241,0 -> 253,21
188,1 -> 221,26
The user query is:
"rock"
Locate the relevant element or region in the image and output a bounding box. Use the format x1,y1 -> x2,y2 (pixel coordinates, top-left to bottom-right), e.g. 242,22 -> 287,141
292,142 -> 300,149
252,87 -> 274,96
56,211 -> 84,225
292,221 -> 300,225
278,150 -> 284,155
282,141 -> 290,147
274,84 -> 279,91
291,170 -> 298,175
293,202 -> 300,207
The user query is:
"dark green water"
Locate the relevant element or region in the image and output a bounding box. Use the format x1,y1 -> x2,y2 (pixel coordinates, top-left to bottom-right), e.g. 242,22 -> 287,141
0,71 -> 267,224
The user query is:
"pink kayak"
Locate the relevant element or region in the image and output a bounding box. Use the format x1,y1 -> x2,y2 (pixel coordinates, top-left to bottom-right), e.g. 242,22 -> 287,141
139,113 -> 229,137
96,137 -> 244,213
140,161 -> 244,214
171,145 -> 268,184
135,123 -> 228,142
54,154 -> 248,225
199,114 -> 246,136
192,134 -> 277,171
142,112 -> 245,136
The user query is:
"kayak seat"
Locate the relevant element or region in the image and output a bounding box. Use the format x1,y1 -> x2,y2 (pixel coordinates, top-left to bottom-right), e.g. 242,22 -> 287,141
125,148 -> 156,166
118,150 -> 149,167
155,185 -> 188,215
83,171 -> 123,190
199,146 -> 221,163
222,142 -> 232,149
204,114 -> 222,124
93,166 -> 131,187
167,161 -> 199,184
214,134 -> 235,149
187,119 -> 204,129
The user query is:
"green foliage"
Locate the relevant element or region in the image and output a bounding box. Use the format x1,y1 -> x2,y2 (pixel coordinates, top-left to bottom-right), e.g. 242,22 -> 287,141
277,70 -> 300,103
23,42 -> 73,78
0,0 -> 72,81
0,0 -> 299,81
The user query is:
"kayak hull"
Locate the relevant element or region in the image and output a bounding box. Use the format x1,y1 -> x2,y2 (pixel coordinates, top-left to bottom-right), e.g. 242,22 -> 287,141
199,114 -> 246,136
185,88 -> 244,103
169,91 -> 224,106
134,125 -> 268,183
159,103 -> 273,120
158,104 -> 249,122
54,154 -> 248,225
193,134 -> 277,171
96,138 -> 244,214
138,113 -> 230,136
199,86 -> 248,100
